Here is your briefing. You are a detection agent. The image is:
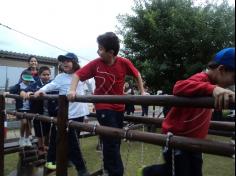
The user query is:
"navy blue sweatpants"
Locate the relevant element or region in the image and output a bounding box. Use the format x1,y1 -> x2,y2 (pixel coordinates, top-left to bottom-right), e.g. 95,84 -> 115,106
96,110 -> 124,176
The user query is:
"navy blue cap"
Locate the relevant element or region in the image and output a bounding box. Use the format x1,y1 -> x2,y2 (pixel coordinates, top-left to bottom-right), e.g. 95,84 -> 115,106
58,52 -> 79,63
213,48 -> 235,70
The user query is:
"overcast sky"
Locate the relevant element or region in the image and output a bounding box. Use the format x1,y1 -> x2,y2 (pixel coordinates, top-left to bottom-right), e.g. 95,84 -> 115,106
0,0 -> 234,87
0,0 -> 234,65
0,0 -> 134,66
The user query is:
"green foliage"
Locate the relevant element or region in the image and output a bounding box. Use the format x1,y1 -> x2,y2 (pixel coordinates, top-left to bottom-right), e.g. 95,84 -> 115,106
118,0 -> 235,93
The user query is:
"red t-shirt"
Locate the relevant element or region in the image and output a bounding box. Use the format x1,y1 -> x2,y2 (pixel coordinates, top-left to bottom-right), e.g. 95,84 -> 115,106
162,72 -> 216,139
75,57 -> 140,111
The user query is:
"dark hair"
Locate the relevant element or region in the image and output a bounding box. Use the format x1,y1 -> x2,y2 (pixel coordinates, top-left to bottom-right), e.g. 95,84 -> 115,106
28,55 -> 38,63
38,66 -> 51,75
71,61 -> 81,73
207,61 -> 234,72
97,32 -> 120,56
58,64 -> 64,73
21,69 -> 32,76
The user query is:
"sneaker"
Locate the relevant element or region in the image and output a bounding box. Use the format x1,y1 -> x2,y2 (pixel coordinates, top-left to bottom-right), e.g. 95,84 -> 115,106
78,170 -> 90,176
19,137 -> 27,147
25,138 -> 32,147
45,162 -> 56,170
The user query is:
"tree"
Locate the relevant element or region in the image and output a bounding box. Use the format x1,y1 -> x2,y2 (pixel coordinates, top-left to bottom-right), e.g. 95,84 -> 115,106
118,0 -> 235,93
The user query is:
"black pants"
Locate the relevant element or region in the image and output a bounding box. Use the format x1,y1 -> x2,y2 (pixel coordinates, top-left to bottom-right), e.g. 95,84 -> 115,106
47,117 -> 86,171
47,124 -> 57,162
47,117 -> 87,171
96,110 -> 124,176
33,119 -> 50,137
68,117 -> 87,172
142,106 -> 149,116
125,104 -> 135,115
143,148 -> 203,176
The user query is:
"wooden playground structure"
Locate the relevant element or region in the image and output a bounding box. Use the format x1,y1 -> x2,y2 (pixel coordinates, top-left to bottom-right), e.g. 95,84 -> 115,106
0,94 -> 235,176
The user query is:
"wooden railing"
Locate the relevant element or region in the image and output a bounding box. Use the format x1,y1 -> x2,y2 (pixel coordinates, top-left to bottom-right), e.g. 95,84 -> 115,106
0,94 -> 235,176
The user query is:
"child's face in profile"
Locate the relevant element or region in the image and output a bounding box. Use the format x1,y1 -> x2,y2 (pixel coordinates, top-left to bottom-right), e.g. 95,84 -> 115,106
62,60 -> 73,73
40,70 -> 51,83
97,45 -> 113,62
217,67 -> 235,88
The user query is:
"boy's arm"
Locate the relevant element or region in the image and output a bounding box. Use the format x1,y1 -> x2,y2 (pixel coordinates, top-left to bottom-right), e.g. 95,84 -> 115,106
68,74 -> 80,101
21,83 -> 36,99
134,73 -> 145,95
173,74 -> 235,109
40,81 -> 59,93
9,85 -> 18,94
173,79 -> 216,96
34,78 -> 60,97
213,86 -> 235,110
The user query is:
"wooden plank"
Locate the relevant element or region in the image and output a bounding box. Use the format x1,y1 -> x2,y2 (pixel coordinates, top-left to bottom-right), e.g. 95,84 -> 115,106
0,95 -> 5,176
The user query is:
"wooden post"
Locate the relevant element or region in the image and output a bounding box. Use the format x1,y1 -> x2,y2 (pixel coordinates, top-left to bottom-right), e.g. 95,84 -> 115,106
0,95 -> 5,176
56,95 -> 68,176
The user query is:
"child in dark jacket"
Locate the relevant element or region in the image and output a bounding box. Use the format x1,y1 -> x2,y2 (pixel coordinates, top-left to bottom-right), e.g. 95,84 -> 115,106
10,70 -> 35,147
20,66 -> 58,156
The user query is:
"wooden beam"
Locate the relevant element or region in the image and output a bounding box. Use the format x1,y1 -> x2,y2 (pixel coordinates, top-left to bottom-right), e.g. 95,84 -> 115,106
68,122 -> 235,158
88,113 -> 235,132
0,95 -> 5,176
4,94 -> 235,108
6,111 -> 235,157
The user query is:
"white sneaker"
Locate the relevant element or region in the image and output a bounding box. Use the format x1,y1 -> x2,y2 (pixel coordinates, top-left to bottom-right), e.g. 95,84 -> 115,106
25,138 -> 32,147
19,137 -> 27,147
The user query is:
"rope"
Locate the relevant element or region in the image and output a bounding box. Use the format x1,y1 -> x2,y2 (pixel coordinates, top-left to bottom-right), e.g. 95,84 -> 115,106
230,140 -> 235,160
123,124 -> 134,175
47,117 -> 54,150
172,147 -> 175,176
11,111 -> 19,139
140,125 -> 145,166
66,120 -> 73,132
39,118 -> 45,147
92,123 -> 97,135
124,141 -> 132,176
164,132 -> 175,176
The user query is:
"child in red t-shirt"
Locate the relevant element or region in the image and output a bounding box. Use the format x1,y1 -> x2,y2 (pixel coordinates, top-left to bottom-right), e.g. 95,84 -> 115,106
139,47 -> 235,176
68,32 -> 145,176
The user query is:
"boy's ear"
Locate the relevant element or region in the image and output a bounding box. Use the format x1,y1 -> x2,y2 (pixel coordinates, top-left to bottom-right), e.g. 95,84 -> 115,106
108,50 -> 114,55
217,65 -> 228,75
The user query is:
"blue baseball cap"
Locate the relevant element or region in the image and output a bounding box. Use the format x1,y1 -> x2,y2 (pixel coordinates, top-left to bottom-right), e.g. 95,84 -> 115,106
213,48 -> 235,70
58,52 -> 79,63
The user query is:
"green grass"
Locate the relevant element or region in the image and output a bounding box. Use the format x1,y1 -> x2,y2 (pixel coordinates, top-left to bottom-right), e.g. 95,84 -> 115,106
4,136 -> 235,176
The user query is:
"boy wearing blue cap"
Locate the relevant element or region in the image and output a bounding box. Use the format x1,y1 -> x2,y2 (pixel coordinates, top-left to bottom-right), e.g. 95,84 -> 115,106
138,48 -> 235,176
